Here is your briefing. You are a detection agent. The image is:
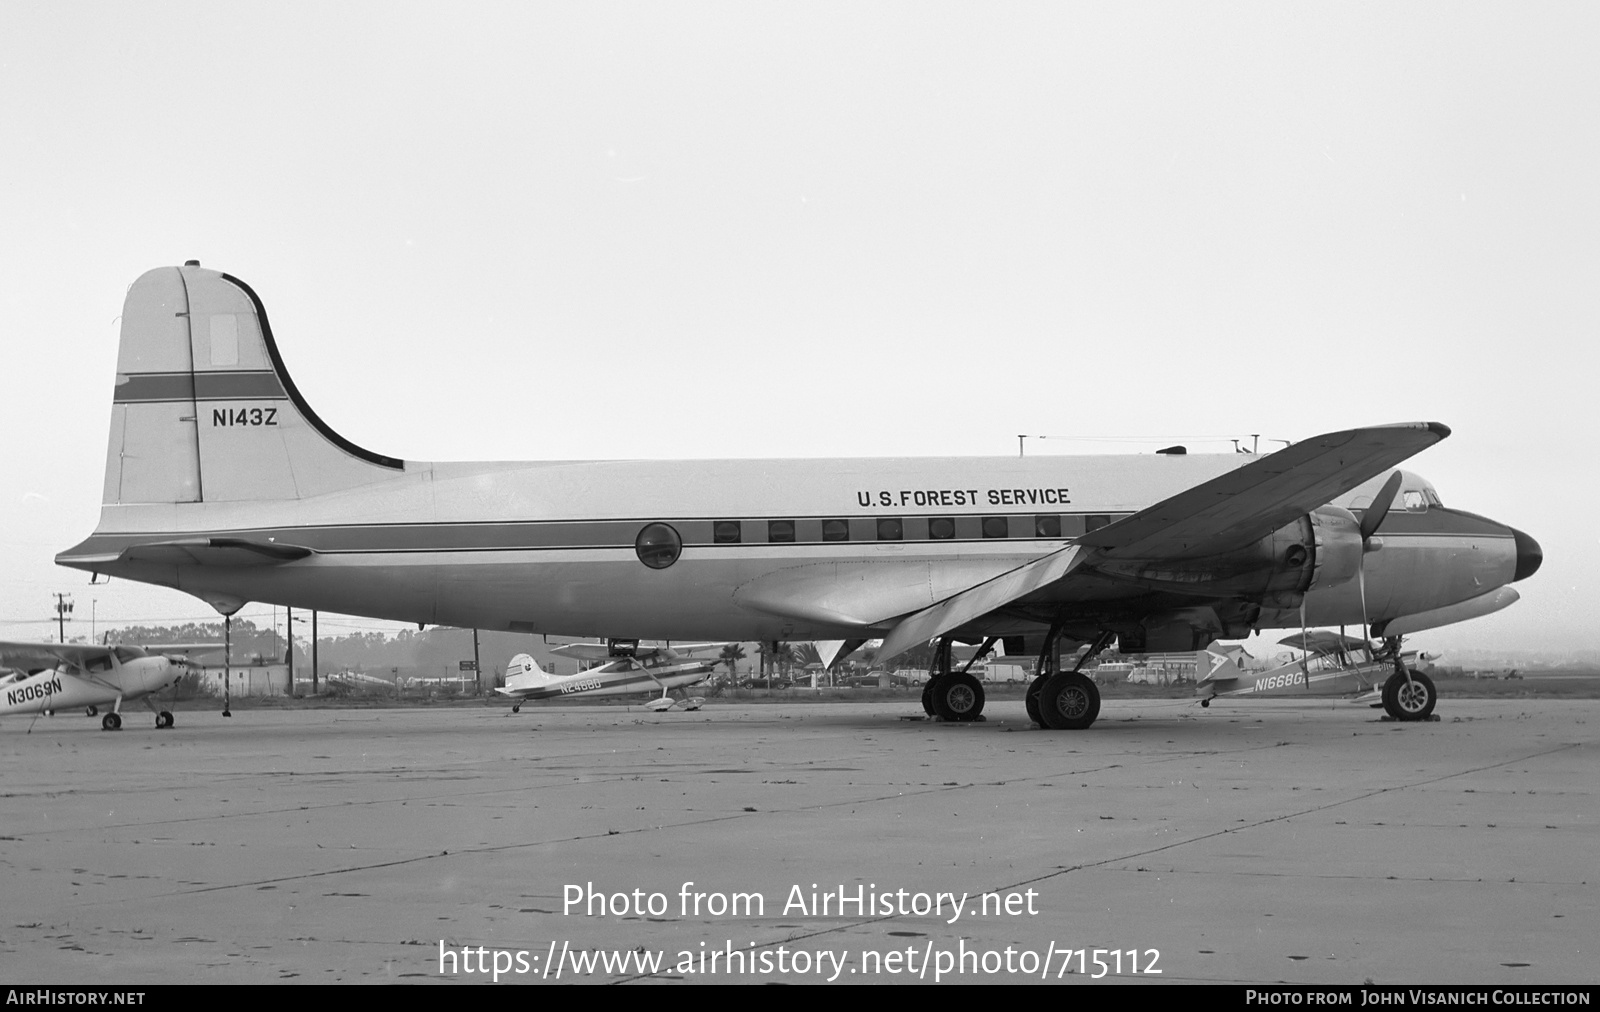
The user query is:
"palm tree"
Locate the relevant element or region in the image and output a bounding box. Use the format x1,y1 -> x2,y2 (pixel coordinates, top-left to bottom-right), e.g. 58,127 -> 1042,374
718,643 -> 746,678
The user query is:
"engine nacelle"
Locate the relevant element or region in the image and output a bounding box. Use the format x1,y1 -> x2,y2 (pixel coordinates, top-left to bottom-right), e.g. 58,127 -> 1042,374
1090,505 -> 1365,607
1303,504 -> 1364,594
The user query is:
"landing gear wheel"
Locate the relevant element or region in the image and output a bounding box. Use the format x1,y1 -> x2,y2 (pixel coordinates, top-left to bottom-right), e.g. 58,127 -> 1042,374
1025,674 -> 1048,726
101,712 -> 122,731
921,677 -> 939,716
931,672 -> 985,722
511,704 -> 521,713
86,706 -> 98,717
1038,671 -> 1100,730
156,711 -> 174,729
1382,669 -> 1436,721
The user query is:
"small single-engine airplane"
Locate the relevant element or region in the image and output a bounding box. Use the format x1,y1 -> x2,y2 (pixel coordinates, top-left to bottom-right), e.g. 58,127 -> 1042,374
496,641 -> 718,711
1195,631 -> 1448,720
0,642 -> 190,730
55,264 -> 1542,732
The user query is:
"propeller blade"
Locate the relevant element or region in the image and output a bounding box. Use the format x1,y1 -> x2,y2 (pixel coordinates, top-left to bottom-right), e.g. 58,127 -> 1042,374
1359,471 -> 1405,542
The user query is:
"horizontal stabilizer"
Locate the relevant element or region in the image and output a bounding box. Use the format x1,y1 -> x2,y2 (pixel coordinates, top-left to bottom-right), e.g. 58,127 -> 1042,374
120,538 -> 314,567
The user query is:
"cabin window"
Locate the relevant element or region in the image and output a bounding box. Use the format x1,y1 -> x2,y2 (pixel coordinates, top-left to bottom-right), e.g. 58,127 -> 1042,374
982,516 -> 1009,539
877,517 -> 903,541
822,519 -> 850,542
713,521 -> 741,544
1085,514 -> 1111,532
928,517 -> 956,540
635,523 -> 682,569
768,520 -> 796,543
1035,515 -> 1061,538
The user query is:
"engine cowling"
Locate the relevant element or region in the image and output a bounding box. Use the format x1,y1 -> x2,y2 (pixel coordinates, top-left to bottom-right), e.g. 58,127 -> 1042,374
1090,504 -> 1365,606
1302,504 -> 1364,594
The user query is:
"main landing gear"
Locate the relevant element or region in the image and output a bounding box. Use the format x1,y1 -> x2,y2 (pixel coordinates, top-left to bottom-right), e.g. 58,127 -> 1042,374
921,637 -> 992,722
1027,628 -> 1113,731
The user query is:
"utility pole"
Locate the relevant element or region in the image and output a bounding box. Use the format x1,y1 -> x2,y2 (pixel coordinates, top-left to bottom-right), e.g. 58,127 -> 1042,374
472,628 -> 482,695
311,610 -> 319,694
52,593 -> 73,643
286,606 -> 294,690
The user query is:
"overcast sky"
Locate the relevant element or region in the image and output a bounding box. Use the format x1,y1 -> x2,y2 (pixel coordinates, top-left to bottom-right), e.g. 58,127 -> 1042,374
2,2 -> 1594,655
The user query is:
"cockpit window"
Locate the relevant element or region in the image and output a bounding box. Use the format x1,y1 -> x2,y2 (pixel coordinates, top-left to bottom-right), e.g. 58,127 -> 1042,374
1403,490 -> 1427,512
1425,488 -> 1442,507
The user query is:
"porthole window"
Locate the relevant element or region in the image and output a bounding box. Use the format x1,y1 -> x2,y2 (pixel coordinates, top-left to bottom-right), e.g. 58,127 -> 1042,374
1085,514 -> 1111,532
929,517 -> 955,540
1035,515 -> 1061,538
822,519 -> 850,542
982,516 -> 1009,539
877,517 -> 903,541
713,520 -> 742,544
768,520 -> 796,543
635,523 -> 683,569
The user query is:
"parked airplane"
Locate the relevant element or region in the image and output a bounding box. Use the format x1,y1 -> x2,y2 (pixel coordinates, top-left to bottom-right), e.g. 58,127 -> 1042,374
0,642 -> 190,729
496,643 -> 716,711
55,264 -> 1541,731
1194,631 -> 1447,720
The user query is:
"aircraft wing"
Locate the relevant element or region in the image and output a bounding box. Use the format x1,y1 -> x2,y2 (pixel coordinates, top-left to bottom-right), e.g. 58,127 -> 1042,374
1080,422 -> 1448,561
0,641 -> 117,671
1278,631 -> 1368,654
877,422 -> 1449,662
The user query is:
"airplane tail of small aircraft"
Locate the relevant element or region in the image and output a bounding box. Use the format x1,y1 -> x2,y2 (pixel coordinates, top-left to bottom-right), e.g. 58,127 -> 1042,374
1196,649 -> 1245,686
99,263 -> 406,510
501,653 -> 556,692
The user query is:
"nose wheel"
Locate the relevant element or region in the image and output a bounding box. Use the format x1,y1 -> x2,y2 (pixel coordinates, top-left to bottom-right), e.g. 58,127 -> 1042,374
101,712 -> 122,731
155,711 -> 174,729
1382,668 -> 1437,721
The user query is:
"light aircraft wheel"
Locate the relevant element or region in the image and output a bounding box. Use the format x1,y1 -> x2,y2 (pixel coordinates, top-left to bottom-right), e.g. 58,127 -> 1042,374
101,712 -> 122,731
1382,669 -> 1436,721
1038,671 -> 1100,730
156,711 -> 174,729
86,706 -> 98,717
921,677 -> 939,716
1200,698 -> 1211,708
511,704 -> 521,713
1024,674 -> 1048,726
932,672 -> 985,722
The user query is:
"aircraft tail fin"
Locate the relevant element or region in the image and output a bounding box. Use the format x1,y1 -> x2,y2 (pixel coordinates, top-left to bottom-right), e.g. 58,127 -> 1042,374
503,653 -> 555,691
100,263 -> 406,508
1196,649 -> 1244,685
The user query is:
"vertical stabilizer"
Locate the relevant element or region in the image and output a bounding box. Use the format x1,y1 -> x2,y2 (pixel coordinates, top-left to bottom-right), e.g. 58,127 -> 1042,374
504,654 -> 554,690
104,263 -> 405,507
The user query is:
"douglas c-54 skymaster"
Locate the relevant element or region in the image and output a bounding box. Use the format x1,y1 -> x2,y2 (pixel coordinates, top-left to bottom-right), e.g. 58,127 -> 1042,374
56,264 -> 1542,731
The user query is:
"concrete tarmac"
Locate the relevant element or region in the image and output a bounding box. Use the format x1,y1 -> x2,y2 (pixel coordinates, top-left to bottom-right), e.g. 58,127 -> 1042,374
0,696 -> 1593,985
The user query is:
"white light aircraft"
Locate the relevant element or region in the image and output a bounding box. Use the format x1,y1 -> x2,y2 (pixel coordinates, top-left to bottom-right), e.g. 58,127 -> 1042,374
1195,631 -> 1448,719
497,642 -> 718,711
56,264 -> 1541,731
0,642 -> 189,730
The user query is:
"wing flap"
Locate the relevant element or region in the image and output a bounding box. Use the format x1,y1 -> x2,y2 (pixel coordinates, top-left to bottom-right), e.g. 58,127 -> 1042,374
877,546 -> 1088,662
